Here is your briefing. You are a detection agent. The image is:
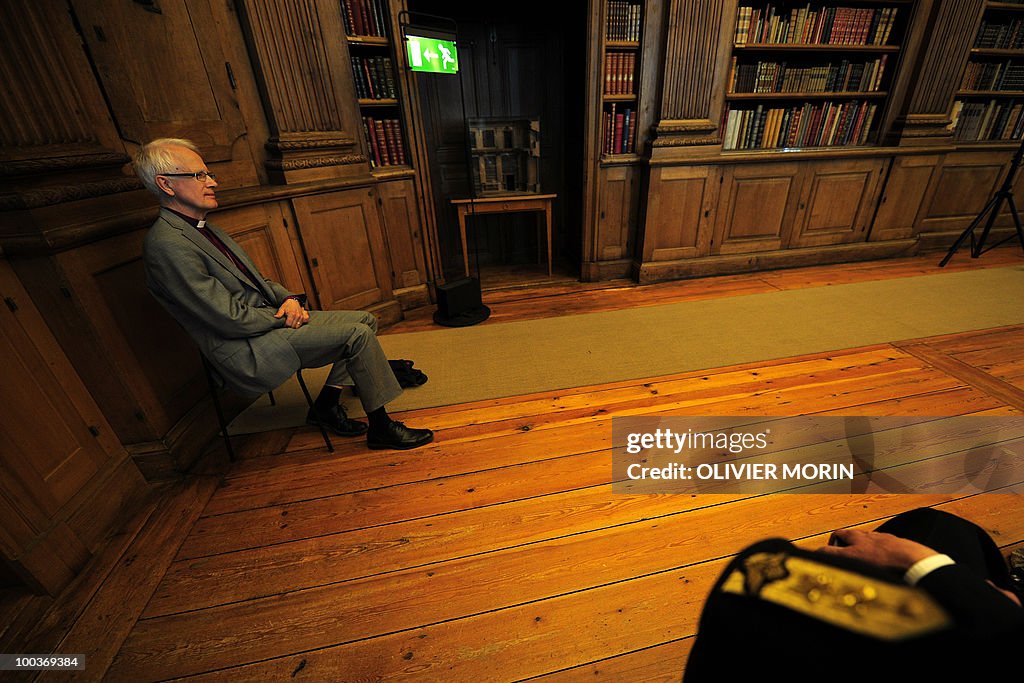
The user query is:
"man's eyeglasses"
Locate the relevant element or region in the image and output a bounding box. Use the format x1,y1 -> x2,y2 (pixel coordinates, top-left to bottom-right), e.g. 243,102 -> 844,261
160,171 -> 217,182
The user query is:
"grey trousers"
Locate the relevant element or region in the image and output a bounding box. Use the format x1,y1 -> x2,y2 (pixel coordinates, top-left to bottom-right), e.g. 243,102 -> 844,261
279,310 -> 402,413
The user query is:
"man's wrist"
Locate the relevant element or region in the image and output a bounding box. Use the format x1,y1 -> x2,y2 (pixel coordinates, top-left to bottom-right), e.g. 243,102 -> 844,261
904,554 -> 955,585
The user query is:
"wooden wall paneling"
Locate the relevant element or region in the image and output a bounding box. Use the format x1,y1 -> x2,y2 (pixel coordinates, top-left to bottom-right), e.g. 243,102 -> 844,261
642,165 -> 717,263
0,260 -> 148,595
377,177 -> 430,310
886,0 -> 981,146
870,155 -> 940,242
788,159 -> 887,249
649,0 -> 735,155
68,0 -> 259,187
0,0 -> 124,164
291,189 -> 399,323
236,0 -> 369,183
712,162 -> 802,254
917,151 -> 1008,237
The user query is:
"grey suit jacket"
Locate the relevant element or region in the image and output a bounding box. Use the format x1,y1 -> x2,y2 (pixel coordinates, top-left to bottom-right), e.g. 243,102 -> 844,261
143,208 -> 300,395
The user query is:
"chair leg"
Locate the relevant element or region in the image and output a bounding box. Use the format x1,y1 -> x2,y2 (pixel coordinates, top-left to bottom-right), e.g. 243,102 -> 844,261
201,356 -> 236,462
296,370 -> 334,452
267,390 -> 276,406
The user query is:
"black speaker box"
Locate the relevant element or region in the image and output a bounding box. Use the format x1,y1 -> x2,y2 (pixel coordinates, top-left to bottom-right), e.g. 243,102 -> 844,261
433,277 -> 490,327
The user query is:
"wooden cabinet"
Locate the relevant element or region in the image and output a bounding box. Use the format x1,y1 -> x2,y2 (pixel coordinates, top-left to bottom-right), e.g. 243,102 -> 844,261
789,158 -> 886,247
870,154 -> 940,242
377,177 -> 430,309
0,260 -> 147,595
918,150 -> 1007,235
712,161 -> 802,254
642,165 -> 718,262
291,188 -> 397,321
585,164 -> 641,280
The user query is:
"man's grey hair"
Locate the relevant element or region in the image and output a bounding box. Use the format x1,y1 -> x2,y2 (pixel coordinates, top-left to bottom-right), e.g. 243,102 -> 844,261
133,138 -> 200,197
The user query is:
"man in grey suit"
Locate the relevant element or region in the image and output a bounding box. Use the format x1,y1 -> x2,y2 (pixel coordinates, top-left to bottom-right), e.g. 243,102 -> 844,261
134,138 -> 432,450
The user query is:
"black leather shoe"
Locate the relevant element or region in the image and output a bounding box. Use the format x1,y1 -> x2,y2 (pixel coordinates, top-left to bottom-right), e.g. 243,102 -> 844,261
306,404 -> 368,437
367,420 -> 433,450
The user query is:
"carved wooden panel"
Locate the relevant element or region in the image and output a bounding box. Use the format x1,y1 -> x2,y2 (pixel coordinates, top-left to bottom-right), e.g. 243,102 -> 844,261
643,165 -> 717,262
237,0 -> 364,180
907,0 -> 983,116
713,162 -> 801,254
292,188 -> 392,310
790,159 -> 885,248
0,0 -> 123,162
654,0 -> 733,147
69,0 -> 257,186
378,178 -> 426,290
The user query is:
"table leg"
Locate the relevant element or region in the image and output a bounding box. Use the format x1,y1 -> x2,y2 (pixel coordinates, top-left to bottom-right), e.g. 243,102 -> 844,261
545,201 -> 553,276
458,208 -> 470,277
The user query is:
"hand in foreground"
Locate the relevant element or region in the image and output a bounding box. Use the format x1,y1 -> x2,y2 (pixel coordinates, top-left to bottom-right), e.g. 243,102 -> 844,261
817,528 -> 936,572
275,298 -> 309,329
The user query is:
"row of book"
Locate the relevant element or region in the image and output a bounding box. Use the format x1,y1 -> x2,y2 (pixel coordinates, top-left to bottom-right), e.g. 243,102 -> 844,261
974,19 -> 1024,50
351,56 -> 397,100
603,52 -> 637,95
723,100 -> 878,150
951,99 -> 1024,142
606,1 -> 641,42
728,55 -> 888,94
734,5 -> 898,46
361,116 -> 407,167
961,60 -> 1024,92
342,0 -> 390,38
602,104 -> 636,155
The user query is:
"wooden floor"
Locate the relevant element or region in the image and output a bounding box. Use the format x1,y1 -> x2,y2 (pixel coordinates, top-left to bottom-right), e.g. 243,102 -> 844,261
4,248 -> 1024,682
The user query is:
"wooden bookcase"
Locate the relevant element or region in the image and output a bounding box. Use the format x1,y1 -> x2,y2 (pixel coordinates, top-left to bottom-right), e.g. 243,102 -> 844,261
600,0 -> 644,158
341,0 -> 410,170
951,0 -> 1024,142
724,1 -> 913,151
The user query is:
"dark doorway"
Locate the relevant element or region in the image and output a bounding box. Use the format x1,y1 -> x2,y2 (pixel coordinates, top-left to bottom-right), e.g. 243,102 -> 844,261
406,0 -> 586,289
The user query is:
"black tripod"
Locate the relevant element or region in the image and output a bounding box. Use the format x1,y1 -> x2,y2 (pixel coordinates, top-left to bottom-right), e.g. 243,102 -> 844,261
940,136 -> 1024,267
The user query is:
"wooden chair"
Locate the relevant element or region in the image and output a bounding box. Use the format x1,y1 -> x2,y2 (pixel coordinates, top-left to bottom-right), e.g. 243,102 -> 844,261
200,355 -> 334,461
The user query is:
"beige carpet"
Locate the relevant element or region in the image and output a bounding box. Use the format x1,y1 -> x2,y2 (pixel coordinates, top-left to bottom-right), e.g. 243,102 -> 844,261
228,265 -> 1024,434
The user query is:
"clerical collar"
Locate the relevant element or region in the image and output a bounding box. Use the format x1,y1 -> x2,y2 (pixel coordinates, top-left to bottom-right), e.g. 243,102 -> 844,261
166,208 -> 207,229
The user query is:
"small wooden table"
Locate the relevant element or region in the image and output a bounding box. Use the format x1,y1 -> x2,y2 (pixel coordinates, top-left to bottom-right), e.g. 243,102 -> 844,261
451,193 -> 557,277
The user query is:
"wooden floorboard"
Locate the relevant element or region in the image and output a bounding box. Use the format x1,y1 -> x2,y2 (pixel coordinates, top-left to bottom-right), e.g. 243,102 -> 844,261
16,248 -> 1024,682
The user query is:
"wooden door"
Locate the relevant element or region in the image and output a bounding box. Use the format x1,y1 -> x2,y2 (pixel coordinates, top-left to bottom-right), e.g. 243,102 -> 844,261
712,162 -> 802,254
789,159 -> 887,248
69,0 -> 259,186
642,165 -> 718,263
292,188 -> 393,311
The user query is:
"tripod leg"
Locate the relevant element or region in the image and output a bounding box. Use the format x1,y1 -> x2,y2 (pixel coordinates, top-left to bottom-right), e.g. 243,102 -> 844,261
939,193 -> 1004,267
1007,195 -> 1024,254
971,191 -> 1008,258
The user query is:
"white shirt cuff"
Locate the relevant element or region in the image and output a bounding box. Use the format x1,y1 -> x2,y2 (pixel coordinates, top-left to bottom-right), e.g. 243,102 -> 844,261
904,554 -> 955,585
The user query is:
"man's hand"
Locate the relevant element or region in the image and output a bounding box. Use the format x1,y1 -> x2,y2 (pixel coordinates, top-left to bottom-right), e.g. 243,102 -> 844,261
817,528 -> 936,572
275,298 -> 309,329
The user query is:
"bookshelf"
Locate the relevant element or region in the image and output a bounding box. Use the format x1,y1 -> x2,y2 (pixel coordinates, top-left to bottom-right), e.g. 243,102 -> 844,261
951,0 -> 1024,143
601,0 -> 643,157
723,2 -> 912,151
342,0 -> 409,169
